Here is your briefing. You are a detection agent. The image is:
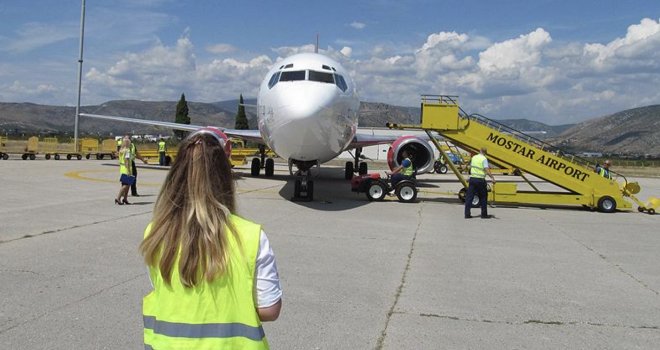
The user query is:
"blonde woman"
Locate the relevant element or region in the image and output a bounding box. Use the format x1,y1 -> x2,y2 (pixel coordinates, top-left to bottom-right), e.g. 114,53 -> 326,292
116,136 -> 133,205
140,129 -> 282,349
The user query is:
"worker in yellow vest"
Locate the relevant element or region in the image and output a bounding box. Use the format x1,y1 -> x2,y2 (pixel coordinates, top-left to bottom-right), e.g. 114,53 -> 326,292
116,137 -> 122,152
140,129 -> 282,349
388,150 -> 415,187
595,159 -> 613,180
465,147 -> 496,219
158,138 -> 167,166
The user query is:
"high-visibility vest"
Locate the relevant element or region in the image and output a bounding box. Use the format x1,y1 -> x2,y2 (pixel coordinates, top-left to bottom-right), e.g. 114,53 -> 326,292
470,154 -> 487,178
119,150 -> 129,175
143,215 -> 269,349
117,139 -> 123,147
598,167 -> 612,180
130,143 -> 137,161
401,158 -> 414,176
158,141 -> 166,152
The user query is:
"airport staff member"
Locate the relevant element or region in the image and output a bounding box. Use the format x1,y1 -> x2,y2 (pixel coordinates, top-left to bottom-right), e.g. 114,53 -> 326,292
127,135 -> 148,197
157,138 -> 167,166
595,159 -> 613,180
140,129 -> 282,349
388,150 -> 414,187
465,147 -> 496,219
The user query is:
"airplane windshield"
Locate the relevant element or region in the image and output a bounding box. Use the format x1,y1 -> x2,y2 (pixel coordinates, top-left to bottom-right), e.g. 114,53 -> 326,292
279,70 -> 306,81
309,70 -> 335,84
335,74 -> 348,92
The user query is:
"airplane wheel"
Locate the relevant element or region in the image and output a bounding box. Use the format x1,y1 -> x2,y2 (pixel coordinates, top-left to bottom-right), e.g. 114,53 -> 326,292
251,158 -> 261,176
77,154 -> 82,160
359,162 -> 368,175
396,182 -> 417,202
265,158 -> 274,177
345,162 -> 354,180
366,181 -> 387,201
294,180 -> 301,198
54,154 -> 60,160
45,154 -> 51,160
306,181 -> 314,201
29,154 -> 36,160
597,196 -> 616,213
67,154 -> 72,160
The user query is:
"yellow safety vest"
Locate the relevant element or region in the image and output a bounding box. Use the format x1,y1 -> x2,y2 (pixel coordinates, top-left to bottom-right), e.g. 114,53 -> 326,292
117,139 -> 123,147
401,158 -> 414,176
119,150 -> 130,175
130,143 -> 137,161
143,215 -> 268,350
158,141 -> 166,152
470,154 -> 487,178
598,167 -> 612,180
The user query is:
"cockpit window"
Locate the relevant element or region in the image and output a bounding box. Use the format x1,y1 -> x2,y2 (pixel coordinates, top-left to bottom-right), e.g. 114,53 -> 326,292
334,74 -> 348,92
268,71 -> 281,89
308,70 -> 335,84
279,70 -> 306,81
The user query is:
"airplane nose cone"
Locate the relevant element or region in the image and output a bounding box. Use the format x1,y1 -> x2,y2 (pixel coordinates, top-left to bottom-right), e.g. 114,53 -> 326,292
277,84 -> 336,120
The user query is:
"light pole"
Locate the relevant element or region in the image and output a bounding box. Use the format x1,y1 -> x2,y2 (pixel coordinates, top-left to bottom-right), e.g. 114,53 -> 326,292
74,0 -> 86,153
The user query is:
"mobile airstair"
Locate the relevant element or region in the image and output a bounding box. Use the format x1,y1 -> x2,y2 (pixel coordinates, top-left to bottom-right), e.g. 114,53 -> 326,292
388,95 -> 656,213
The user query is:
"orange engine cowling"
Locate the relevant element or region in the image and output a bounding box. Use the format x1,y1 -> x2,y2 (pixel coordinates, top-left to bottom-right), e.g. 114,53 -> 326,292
386,135 -> 435,174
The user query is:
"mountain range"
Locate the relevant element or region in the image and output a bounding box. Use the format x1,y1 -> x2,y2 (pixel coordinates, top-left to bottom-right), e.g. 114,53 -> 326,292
0,99 -> 658,157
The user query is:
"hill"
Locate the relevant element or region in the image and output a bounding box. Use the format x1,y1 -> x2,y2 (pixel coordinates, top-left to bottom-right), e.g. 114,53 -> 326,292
549,105 -> 660,157
0,100 -> 657,156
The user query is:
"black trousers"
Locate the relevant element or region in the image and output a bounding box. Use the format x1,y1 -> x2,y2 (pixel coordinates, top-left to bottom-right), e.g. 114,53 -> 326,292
131,160 -> 138,195
465,177 -> 488,217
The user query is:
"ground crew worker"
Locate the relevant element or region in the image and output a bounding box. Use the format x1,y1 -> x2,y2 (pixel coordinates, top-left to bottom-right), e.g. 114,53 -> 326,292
127,136 -> 147,197
115,137 -> 133,205
140,129 -> 282,349
595,159 -> 613,180
116,137 -> 122,152
388,150 -> 414,187
157,138 -> 167,166
465,147 -> 496,219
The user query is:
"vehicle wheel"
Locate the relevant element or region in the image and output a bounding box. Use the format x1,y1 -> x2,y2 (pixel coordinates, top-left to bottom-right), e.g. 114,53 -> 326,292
29,154 -> 36,160
470,195 -> 480,208
77,154 -> 82,160
86,154 -> 91,159
2,153 -> 8,160
396,182 -> 418,202
649,209 -> 655,215
67,154 -> 72,160
438,164 -> 448,174
366,181 -> 387,201
265,158 -> 274,177
250,157 -> 261,176
54,154 -> 60,160
458,188 -> 467,202
345,162 -> 354,180
359,162 -> 368,175
22,154 -> 28,160
45,154 -> 51,160
597,196 -> 616,213
638,207 -> 645,213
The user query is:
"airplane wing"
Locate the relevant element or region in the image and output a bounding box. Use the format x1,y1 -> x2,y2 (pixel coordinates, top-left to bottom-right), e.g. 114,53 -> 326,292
348,133 -> 400,149
79,113 -> 264,143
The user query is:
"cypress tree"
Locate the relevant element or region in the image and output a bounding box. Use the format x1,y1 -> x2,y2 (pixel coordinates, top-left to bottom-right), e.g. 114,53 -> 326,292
234,94 -> 249,129
174,93 -> 190,139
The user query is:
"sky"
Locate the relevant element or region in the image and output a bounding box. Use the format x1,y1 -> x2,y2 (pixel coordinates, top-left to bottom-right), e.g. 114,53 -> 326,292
0,0 -> 658,125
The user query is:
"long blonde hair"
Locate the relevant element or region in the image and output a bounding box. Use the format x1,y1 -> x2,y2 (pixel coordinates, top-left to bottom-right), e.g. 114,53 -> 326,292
139,131 -> 239,288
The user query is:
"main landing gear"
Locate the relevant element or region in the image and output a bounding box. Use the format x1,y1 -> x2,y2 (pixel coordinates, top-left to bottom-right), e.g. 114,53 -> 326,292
250,144 -> 275,177
344,147 -> 368,180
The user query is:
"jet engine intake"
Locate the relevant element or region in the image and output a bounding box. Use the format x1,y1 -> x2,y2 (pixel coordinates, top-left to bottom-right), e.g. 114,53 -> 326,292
387,136 -> 434,174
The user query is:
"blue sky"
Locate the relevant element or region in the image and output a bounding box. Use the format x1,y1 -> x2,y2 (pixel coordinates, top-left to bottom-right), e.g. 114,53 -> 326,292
0,0 -> 658,124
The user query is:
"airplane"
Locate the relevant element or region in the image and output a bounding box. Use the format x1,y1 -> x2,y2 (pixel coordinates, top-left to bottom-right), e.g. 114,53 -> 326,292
80,52 -> 436,201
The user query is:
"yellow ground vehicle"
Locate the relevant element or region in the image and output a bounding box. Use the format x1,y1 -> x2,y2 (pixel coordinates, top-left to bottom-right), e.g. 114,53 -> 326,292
388,95 -> 657,213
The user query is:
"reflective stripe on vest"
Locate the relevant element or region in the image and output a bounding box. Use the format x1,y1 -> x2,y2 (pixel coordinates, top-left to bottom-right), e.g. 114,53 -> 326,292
470,154 -> 487,178
143,215 -> 268,349
401,158 -> 414,176
158,141 -> 166,152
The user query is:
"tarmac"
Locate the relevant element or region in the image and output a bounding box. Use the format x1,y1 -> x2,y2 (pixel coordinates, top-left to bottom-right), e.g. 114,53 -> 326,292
0,157 -> 658,349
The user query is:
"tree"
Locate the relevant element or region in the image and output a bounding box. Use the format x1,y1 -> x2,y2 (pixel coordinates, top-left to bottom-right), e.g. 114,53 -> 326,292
234,94 -> 249,130
174,93 -> 190,140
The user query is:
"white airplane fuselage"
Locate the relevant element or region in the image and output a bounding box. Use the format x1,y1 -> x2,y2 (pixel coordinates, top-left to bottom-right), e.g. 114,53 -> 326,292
257,53 -> 360,168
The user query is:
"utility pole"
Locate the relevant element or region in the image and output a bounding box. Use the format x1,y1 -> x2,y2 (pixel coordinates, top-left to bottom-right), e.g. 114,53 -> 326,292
74,0 -> 86,152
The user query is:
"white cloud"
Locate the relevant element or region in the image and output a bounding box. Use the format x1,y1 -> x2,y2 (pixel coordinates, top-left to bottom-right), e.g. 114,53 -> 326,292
350,21 -> 366,30
1,21 -> 78,53
206,43 -> 237,54
340,47 -> 352,57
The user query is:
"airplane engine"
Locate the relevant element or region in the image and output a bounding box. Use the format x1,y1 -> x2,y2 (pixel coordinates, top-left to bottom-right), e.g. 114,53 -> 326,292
387,136 -> 435,174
